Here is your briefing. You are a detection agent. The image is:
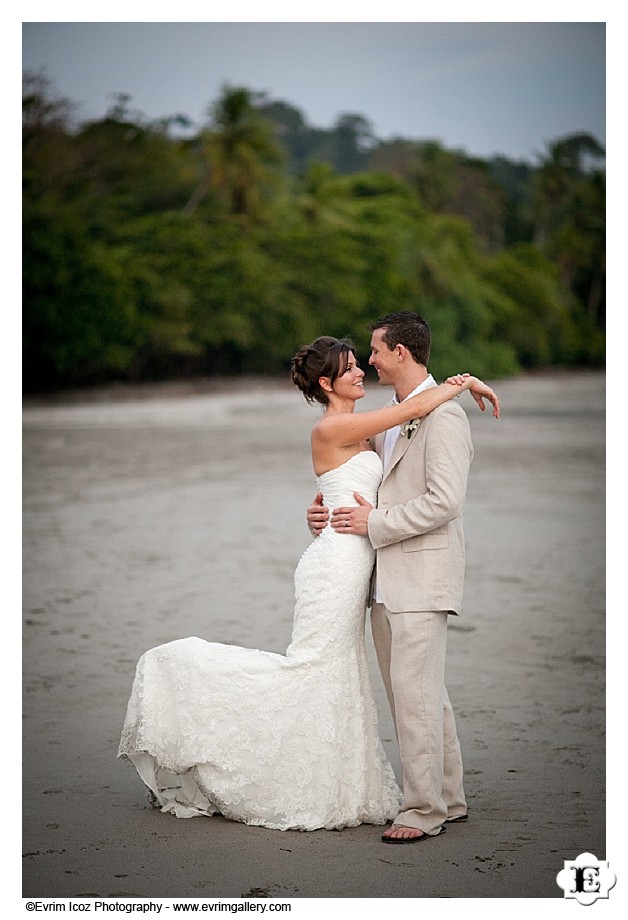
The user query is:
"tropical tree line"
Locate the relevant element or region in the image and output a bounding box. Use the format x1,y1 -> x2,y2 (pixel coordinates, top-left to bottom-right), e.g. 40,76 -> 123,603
23,76 -> 605,392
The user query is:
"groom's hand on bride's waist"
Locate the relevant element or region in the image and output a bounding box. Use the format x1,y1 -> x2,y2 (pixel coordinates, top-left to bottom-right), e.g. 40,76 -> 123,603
331,494 -> 372,536
307,492 -> 329,537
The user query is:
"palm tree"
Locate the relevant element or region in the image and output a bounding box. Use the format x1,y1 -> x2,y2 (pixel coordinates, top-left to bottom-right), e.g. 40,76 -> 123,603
532,133 -> 605,246
183,86 -> 284,219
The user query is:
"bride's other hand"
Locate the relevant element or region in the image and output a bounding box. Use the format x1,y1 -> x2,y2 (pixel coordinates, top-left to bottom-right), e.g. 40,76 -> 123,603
307,492 -> 329,536
446,374 -> 500,418
460,376 -> 500,418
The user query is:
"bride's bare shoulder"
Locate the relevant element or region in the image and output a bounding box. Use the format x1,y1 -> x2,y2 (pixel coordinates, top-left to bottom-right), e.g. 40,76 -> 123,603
311,411 -> 349,440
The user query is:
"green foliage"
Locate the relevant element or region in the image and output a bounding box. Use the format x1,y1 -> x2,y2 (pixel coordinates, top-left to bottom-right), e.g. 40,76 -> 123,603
483,245 -> 580,368
22,77 -> 605,391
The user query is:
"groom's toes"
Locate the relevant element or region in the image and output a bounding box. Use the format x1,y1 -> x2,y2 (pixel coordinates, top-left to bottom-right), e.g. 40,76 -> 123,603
383,824 -> 425,840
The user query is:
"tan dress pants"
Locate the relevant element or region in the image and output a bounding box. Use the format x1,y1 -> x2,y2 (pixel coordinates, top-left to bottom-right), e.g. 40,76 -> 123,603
371,603 -> 467,834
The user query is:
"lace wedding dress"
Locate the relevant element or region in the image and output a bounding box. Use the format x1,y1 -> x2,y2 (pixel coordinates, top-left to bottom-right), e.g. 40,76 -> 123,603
118,450 -> 401,831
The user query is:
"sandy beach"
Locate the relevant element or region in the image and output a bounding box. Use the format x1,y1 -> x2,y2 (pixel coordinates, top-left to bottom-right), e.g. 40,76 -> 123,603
22,370 -> 607,902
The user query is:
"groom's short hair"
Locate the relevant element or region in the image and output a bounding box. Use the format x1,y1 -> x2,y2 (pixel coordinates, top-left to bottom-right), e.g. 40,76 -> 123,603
369,311 -> 431,367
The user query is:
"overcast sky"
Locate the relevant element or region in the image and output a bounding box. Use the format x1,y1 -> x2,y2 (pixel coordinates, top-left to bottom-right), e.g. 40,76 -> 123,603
22,20 -> 605,162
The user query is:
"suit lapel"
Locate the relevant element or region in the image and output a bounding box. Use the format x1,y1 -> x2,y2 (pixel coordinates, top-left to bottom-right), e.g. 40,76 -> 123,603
383,418 -> 423,481
381,379 -> 436,481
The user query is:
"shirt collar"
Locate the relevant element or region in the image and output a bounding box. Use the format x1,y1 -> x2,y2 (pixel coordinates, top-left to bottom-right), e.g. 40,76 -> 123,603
392,374 -> 436,404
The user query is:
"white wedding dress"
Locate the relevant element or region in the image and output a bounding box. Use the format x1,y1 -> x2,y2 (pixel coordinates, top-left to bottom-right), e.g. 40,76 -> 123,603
118,450 -> 401,831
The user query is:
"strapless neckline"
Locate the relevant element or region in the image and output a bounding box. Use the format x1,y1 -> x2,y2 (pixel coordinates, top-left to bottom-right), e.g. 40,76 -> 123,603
317,450 -> 380,479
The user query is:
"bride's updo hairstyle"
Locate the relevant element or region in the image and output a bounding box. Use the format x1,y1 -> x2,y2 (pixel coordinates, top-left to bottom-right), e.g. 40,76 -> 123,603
291,336 -> 355,405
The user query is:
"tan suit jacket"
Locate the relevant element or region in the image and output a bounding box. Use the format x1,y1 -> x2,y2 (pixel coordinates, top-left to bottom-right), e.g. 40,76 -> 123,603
368,395 -> 473,614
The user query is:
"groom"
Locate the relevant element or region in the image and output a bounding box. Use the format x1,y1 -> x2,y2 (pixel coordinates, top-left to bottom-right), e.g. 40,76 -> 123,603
308,311 -> 472,843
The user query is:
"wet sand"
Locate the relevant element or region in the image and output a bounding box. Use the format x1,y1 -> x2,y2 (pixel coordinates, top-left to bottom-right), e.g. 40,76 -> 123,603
22,371 -> 607,901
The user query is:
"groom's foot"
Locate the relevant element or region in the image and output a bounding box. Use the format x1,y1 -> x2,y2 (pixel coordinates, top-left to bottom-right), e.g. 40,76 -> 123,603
381,824 -> 445,844
383,824 -> 425,841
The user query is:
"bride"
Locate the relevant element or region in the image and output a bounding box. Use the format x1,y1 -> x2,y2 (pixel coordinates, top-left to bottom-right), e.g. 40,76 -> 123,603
118,336 -> 499,832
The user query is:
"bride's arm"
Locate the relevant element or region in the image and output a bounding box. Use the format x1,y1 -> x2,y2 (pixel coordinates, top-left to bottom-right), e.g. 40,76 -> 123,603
315,375 -> 499,449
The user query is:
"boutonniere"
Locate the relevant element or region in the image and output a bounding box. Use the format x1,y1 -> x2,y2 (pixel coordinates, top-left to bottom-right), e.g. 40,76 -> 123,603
400,419 -> 420,439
